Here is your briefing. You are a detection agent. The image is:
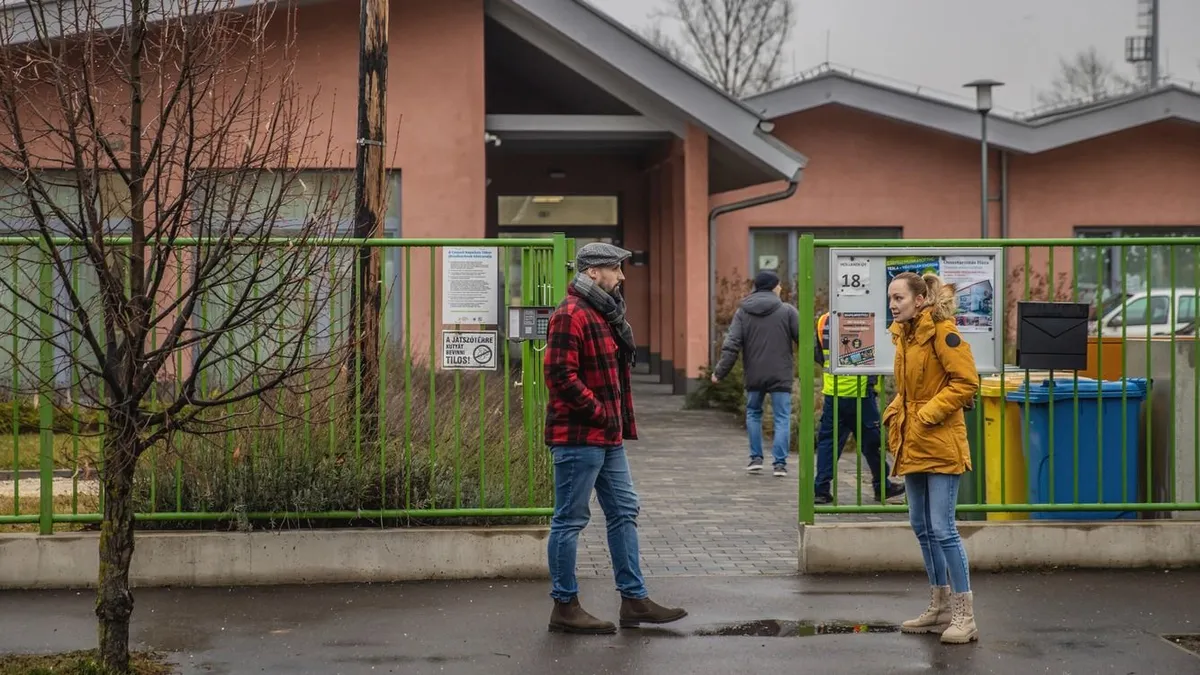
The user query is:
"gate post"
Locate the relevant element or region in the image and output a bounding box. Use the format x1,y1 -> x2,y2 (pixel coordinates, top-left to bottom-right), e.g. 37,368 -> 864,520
797,234 -> 817,526
551,233 -> 568,304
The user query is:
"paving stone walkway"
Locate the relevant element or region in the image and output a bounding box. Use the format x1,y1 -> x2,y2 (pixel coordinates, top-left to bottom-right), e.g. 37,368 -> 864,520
577,374 -> 905,578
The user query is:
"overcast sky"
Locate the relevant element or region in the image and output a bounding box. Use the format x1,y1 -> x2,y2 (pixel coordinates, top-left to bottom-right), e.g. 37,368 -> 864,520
592,0 -> 1200,113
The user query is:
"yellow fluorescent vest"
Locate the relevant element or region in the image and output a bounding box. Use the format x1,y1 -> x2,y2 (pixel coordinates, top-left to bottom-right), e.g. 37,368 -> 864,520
817,312 -> 871,398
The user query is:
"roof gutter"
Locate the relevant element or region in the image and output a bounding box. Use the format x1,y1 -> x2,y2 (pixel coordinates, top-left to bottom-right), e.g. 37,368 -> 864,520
707,176 -> 801,364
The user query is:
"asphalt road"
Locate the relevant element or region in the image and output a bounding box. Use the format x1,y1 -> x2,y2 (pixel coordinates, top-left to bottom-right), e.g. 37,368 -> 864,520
2,570 -> 1198,674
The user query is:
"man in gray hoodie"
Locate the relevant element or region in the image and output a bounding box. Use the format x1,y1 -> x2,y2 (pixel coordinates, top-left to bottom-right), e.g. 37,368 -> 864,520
711,270 -> 800,477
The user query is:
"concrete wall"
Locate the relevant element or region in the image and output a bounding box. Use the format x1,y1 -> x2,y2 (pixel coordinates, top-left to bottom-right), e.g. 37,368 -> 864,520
0,527 -> 549,589
1123,338 -> 1200,520
800,521 -> 1200,574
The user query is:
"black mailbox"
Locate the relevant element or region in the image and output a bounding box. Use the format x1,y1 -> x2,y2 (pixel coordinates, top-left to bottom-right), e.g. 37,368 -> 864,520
1016,301 -> 1090,371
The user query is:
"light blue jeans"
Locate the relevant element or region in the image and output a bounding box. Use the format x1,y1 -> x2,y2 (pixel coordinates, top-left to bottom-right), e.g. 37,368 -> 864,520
745,390 -> 791,467
547,445 -> 648,603
904,473 -> 971,593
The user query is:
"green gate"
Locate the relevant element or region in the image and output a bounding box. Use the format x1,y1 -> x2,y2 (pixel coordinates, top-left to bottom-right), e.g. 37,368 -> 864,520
0,235 -> 571,532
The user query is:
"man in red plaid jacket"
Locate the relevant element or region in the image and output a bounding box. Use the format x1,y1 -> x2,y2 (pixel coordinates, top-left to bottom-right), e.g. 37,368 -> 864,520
542,242 -> 687,635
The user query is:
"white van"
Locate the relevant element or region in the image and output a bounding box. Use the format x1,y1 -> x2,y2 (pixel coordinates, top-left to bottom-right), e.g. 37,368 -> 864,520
1093,288 -> 1199,338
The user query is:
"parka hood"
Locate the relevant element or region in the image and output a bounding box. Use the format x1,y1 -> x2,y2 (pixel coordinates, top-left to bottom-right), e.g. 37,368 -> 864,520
741,290 -> 783,317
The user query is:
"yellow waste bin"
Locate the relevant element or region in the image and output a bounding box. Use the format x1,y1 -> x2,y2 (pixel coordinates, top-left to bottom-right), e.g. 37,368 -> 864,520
980,372 -> 1047,521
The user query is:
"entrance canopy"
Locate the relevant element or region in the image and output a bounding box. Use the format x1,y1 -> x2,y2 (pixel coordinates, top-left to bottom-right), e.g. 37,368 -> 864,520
484,0 -> 807,194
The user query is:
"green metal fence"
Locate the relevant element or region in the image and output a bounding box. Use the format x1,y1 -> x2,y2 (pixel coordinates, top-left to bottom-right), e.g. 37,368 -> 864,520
797,235 -> 1200,525
0,235 -> 569,533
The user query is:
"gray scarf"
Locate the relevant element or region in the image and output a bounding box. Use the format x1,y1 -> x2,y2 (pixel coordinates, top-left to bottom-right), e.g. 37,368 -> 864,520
571,272 -> 637,365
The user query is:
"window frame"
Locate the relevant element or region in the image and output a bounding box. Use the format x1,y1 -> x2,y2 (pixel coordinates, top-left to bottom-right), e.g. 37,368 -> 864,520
747,226 -> 904,293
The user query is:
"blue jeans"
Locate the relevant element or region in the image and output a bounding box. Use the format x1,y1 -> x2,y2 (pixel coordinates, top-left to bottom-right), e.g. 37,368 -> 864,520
745,390 -> 791,467
814,394 -> 889,496
547,445 -> 648,603
905,473 -> 971,593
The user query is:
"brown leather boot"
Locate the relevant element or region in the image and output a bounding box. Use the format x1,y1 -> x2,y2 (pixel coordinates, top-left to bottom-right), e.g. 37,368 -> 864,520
548,597 -> 617,635
619,596 -> 688,628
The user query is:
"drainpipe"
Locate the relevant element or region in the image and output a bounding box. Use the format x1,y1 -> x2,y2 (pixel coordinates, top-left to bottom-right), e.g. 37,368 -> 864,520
999,150 -> 1009,238
708,178 -> 800,363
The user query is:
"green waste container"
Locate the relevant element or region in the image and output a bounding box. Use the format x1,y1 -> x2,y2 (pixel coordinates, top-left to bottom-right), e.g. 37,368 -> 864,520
957,403 -> 987,520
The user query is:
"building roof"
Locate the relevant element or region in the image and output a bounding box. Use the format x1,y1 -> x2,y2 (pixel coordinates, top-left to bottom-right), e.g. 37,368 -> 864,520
747,64 -> 1200,154
1,0 -> 809,190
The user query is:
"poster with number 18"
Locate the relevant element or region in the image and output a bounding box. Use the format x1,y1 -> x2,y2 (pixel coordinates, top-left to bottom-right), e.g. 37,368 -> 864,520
836,258 -> 870,296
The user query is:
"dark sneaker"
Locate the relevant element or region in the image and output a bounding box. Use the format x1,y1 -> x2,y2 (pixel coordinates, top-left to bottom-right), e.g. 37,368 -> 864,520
878,481 -> 906,502
746,458 -> 764,473
773,464 -> 788,477
814,493 -> 834,505
619,596 -> 688,628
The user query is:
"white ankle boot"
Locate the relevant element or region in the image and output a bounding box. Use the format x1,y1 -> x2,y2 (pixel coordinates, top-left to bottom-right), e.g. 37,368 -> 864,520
939,591 -> 979,644
900,585 -> 951,634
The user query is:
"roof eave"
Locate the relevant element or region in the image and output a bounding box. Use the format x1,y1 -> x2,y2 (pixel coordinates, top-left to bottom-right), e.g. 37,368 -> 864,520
493,0 -> 806,183
747,72 -> 1200,155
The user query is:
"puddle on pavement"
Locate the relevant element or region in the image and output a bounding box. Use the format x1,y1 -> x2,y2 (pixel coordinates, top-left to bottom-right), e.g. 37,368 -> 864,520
1163,634 -> 1200,656
692,619 -> 899,638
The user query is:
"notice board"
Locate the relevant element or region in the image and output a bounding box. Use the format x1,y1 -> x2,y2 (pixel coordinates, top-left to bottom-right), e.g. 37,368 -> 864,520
827,248 -> 1003,375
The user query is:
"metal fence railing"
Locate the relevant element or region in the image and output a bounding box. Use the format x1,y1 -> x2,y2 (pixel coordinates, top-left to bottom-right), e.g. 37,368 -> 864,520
796,236 -> 1200,525
0,235 -> 569,533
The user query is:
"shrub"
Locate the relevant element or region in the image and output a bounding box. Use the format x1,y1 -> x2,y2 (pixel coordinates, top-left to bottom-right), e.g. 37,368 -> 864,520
128,348 -> 549,530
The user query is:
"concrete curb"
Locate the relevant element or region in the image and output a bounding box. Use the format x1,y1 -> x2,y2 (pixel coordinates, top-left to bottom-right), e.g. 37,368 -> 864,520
799,521 -> 1200,573
0,526 -> 551,589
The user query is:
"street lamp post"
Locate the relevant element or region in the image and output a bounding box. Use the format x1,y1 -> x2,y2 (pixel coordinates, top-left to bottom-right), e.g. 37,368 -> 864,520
964,80 -> 1003,239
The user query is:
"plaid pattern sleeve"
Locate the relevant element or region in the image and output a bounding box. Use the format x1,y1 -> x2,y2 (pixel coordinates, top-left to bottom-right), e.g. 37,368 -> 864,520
543,292 -> 636,448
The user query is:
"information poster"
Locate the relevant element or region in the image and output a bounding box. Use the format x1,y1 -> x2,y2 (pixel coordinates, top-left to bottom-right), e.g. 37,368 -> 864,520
828,247 -> 1003,376
442,247 -> 499,325
883,254 -> 994,333
941,256 -> 995,332
836,312 -> 876,367
836,257 -> 871,296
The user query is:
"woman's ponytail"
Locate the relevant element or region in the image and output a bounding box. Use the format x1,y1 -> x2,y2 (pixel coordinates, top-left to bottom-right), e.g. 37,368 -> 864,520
921,273 -> 958,323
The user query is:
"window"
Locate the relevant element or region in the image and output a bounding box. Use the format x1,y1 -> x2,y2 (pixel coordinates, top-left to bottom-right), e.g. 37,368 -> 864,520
194,170 -> 404,384
1115,296 -> 1170,325
1075,227 -> 1200,301
748,227 -> 902,303
496,195 -> 620,323
498,195 -> 618,228
1180,295 -> 1197,323
0,170 -> 130,233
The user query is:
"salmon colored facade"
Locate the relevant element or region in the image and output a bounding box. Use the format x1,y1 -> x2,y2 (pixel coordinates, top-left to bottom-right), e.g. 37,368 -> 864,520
16,5 -> 1198,396
278,0 -> 805,394
712,108 -> 1200,287
718,68 -> 1200,318
0,0 -> 807,395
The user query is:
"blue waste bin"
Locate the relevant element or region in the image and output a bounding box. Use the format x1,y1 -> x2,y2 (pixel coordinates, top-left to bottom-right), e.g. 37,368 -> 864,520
1005,378 -> 1148,520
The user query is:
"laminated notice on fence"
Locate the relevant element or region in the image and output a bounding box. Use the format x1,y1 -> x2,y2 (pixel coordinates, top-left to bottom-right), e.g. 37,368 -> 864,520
442,330 -> 498,370
836,312 -> 876,368
442,247 -> 499,325
828,247 -> 1003,376
836,257 -> 870,296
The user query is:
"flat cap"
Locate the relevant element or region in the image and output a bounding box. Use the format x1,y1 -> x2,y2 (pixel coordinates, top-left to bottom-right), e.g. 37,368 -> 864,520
575,242 -> 632,271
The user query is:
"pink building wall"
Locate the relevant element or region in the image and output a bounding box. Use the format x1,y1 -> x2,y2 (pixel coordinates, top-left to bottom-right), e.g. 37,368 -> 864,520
710,106 -> 1200,300
283,0 -> 488,355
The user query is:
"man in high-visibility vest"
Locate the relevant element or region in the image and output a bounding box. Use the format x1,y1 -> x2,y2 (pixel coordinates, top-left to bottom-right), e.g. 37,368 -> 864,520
814,311 -> 905,504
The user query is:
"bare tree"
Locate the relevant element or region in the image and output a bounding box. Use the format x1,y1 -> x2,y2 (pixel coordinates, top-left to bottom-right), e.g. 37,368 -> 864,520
644,0 -> 795,98
0,0 -> 351,670
1037,46 -> 1137,107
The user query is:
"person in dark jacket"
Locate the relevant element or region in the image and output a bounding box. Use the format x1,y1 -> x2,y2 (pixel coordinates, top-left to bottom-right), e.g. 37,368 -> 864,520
542,242 -> 687,635
711,270 -> 799,477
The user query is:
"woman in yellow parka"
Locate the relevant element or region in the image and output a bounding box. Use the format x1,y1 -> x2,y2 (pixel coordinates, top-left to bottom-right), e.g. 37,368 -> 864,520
882,272 -> 980,645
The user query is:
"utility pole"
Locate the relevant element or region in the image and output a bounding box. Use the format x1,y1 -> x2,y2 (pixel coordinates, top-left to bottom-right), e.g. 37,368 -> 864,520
1150,0 -> 1160,87
351,0 -> 388,447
